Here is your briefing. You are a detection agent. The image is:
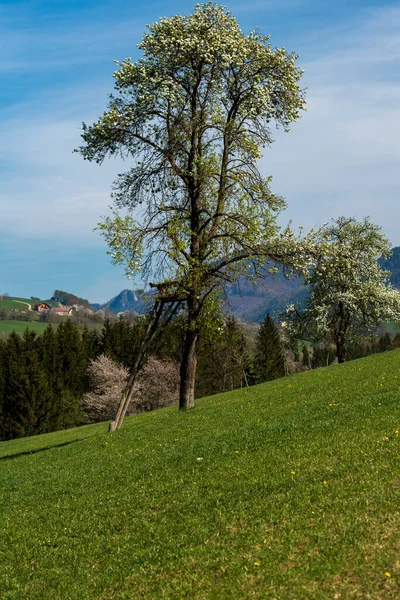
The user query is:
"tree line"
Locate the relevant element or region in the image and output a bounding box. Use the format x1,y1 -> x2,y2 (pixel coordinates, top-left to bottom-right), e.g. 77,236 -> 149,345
0,314 -> 285,441
1,309 -> 398,441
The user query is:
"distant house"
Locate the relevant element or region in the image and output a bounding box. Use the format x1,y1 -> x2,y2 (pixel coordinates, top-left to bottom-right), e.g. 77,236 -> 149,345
52,306 -> 74,316
34,302 -> 51,312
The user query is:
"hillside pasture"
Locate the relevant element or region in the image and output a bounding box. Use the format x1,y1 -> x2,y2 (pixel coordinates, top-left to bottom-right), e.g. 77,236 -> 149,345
0,320 -> 51,335
0,296 -> 33,311
1,351 -> 400,598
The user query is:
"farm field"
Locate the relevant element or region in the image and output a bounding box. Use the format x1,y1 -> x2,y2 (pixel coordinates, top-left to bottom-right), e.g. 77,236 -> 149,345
1,351 -> 400,599
0,296 -> 33,311
0,320 -> 50,335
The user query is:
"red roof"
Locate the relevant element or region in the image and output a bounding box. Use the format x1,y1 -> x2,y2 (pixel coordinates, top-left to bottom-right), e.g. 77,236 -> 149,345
53,306 -> 71,313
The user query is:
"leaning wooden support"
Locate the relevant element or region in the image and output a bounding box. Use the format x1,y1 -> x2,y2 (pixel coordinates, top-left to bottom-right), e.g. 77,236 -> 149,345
108,299 -> 181,432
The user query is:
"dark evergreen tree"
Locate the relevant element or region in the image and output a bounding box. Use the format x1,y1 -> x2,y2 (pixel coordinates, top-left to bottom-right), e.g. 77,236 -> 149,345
56,319 -> 88,397
1,332 -> 29,439
36,323 -> 84,431
82,326 -> 100,361
378,332 -> 392,353
19,329 -> 55,435
0,323 -> 85,441
100,317 -> 144,368
392,332 -> 400,349
196,316 -> 250,397
312,344 -> 336,368
347,341 -> 365,361
254,314 -> 285,382
152,315 -> 185,364
0,338 -> 5,433
37,325 -> 59,390
311,345 -> 324,369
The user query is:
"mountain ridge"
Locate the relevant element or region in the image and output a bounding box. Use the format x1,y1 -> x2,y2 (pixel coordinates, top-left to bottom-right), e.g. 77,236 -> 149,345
94,247 -> 400,322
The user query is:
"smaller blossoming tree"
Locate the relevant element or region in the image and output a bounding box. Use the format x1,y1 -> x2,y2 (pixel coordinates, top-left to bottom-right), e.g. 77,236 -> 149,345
286,217 -> 400,363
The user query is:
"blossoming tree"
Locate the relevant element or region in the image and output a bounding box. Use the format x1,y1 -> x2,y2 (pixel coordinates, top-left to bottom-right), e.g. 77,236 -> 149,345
77,3 -> 313,412
286,217 -> 400,363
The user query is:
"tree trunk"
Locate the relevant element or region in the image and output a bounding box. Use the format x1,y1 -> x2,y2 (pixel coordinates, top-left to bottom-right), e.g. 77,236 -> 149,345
336,304 -> 348,364
336,340 -> 346,363
109,300 -> 180,432
179,328 -> 198,410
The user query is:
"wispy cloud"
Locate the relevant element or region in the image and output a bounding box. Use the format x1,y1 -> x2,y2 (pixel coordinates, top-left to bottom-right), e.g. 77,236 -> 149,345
0,111 -> 118,241
1,0 -> 400,299
263,4 -> 400,244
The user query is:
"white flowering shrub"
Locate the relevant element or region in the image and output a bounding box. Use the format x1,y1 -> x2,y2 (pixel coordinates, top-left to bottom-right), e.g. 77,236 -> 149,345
81,354 -> 179,423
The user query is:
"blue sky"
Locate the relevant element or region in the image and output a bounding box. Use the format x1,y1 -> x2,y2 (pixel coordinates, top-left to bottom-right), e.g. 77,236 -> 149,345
1,0 -> 400,302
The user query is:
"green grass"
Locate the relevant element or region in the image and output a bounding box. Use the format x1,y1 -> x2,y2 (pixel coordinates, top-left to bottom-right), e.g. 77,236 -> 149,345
1,352 -> 400,599
0,297 -> 33,311
0,320 -> 51,335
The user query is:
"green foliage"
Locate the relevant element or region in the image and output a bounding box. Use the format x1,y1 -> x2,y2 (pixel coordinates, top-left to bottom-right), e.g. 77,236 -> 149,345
55,320 -> 88,398
81,326 -> 101,361
52,289 -> 90,308
378,332 -> 392,353
310,344 -> 335,369
254,313 -> 285,382
80,3 -> 313,289
302,344 -> 310,369
0,323 -> 88,441
196,315 -> 250,396
1,351 -> 400,598
77,3 -> 317,406
0,331 -> 57,440
99,317 -> 143,367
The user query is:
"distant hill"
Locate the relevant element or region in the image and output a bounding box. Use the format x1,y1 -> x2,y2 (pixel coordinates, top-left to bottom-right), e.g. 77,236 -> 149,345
225,270 -> 306,322
5,244 -> 400,326
381,246 -> 400,287
227,246 -> 400,322
52,290 -> 90,308
77,246 -> 400,323
94,271 -> 307,323
92,289 -> 149,315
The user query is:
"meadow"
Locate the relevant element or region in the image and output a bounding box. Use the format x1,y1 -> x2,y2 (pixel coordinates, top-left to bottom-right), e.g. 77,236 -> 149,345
1,351 -> 400,599
0,297 -> 33,311
0,320 -> 50,335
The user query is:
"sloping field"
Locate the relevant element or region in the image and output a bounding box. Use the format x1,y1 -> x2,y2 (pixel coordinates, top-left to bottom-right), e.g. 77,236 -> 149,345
1,352 -> 400,599
0,297 -> 32,311
0,320 -> 49,335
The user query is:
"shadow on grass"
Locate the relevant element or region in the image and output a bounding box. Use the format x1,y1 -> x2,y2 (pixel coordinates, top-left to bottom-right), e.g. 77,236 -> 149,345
0,438 -> 86,462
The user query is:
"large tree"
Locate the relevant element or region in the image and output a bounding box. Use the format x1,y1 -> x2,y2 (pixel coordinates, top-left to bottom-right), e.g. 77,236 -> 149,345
286,217 -> 400,363
78,3 -> 312,409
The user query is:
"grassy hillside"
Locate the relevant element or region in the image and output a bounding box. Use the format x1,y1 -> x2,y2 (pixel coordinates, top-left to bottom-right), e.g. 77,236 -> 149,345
0,320 -> 50,335
1,352 -> 400,599
0,296 -> 32,311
